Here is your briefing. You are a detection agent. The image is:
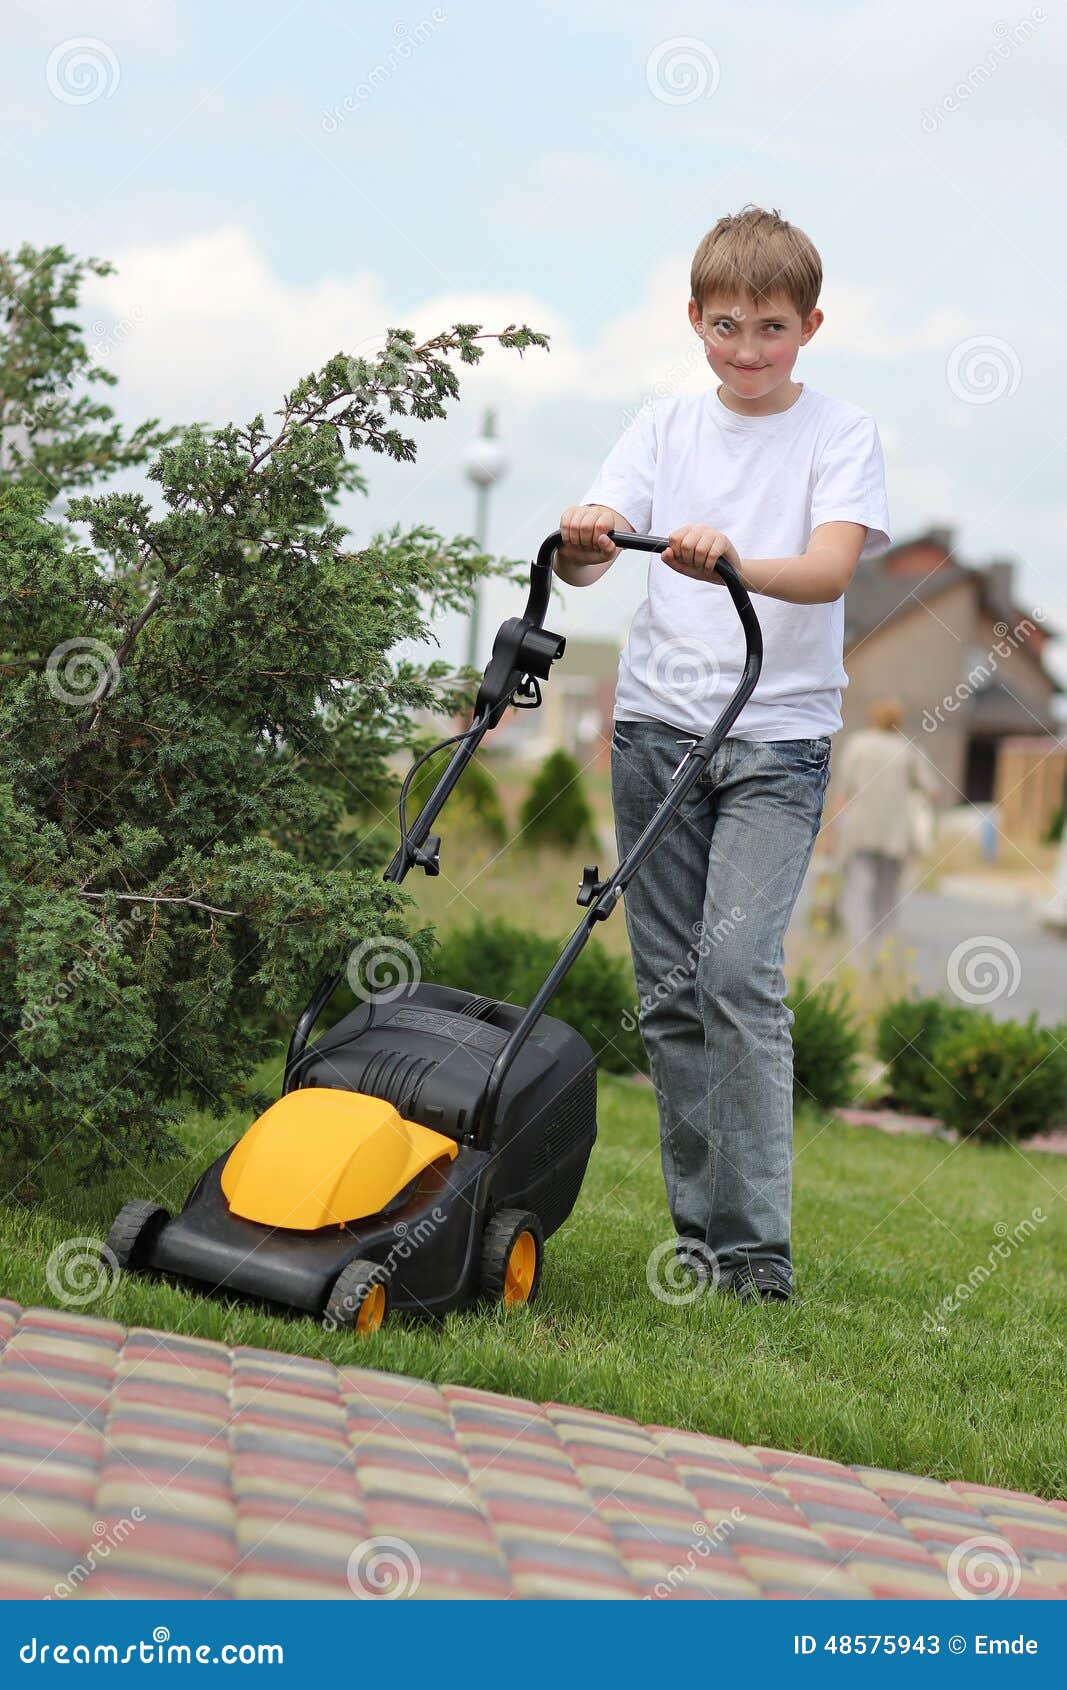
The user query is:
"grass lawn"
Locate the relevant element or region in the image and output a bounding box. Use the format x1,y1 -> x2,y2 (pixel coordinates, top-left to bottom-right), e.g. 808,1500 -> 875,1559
7,1066 -> 1065,1499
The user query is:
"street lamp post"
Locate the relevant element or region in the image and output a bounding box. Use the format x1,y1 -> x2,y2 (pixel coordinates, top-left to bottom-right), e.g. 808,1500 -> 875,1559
461,407 -> 509,671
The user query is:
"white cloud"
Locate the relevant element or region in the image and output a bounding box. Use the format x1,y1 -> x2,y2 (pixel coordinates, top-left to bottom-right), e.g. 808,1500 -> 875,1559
85,225 -> 399,422
9,0 -> 187,59
71,219 -> 1066,686
813,289 -> 975,359
85,224 -> 979,433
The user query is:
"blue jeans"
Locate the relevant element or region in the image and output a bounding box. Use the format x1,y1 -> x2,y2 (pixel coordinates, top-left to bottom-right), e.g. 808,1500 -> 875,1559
610,719 -> 832,1283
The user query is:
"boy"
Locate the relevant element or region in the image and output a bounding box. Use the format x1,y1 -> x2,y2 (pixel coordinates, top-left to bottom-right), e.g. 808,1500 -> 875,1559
554,205 -> 891,1303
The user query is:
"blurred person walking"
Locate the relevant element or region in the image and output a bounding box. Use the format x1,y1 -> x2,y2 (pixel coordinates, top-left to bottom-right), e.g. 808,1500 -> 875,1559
833,698 -> 941,953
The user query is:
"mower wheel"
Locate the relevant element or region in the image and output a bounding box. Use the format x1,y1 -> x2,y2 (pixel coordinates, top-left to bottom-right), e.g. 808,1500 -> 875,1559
481,1209 -> 544,1309
103,1200 -> 170,1271
323,1258 -> 390,1336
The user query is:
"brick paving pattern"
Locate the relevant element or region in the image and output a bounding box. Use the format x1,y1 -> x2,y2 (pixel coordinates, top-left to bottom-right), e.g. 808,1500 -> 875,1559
0,1300 -> 1064,1600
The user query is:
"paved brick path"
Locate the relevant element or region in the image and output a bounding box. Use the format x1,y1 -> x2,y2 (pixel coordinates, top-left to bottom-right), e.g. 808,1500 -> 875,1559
1,1300 -> 1064,1600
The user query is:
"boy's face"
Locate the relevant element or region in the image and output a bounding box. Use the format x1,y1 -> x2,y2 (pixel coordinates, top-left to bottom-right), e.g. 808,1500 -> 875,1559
688,290 -> 823,400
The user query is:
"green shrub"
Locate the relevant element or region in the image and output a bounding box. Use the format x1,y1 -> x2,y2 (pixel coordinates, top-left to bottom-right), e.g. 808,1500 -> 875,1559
427,914 -> 646,1074
787,973 -> 863,1110
926,1011 -> 1067,1143
1042,802 -> 1063,846
518,747 -> 597,850
0,298 -> 546,1180
405,740 -> 508,846
876,995 -> 974,1116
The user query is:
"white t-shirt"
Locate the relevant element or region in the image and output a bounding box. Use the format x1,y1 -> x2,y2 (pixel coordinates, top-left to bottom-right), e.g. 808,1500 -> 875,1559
577,381 -> 892,740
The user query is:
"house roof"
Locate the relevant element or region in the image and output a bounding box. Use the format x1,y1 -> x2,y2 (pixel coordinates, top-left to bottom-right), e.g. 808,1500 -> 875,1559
843,556 -> 970,649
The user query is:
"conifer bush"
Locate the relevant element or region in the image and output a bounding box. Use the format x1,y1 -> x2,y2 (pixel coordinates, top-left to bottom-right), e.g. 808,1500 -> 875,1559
0,251 -> 547,1183
924,1011 -> 1067,1143
518,747 -> 597,850
875,994 -> 973,1117
787,972 -> 863,1110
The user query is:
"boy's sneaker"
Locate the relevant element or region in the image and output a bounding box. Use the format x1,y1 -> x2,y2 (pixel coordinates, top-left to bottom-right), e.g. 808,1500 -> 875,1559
722,1260 -> 793,1303
674,1238 -> 721,1285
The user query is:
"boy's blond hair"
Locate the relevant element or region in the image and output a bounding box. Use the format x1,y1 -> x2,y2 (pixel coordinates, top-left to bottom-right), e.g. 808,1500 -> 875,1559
690,205 -> 822,321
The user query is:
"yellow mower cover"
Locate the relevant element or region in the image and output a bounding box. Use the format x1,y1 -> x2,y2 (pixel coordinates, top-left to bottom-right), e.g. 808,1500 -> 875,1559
220,1088 -> 458,1230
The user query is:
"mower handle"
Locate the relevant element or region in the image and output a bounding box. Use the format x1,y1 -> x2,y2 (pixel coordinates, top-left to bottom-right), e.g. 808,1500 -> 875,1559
609,529 -> 760,646
472,527 -> 764,1141
285,526 -> 762,1114
542,526 -> 755,623
604,530 -> 669,552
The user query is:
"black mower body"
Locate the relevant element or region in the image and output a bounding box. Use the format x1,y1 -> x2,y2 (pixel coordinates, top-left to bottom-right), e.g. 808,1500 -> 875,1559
139,981 -> 597,1317
111,526 -> 761,1329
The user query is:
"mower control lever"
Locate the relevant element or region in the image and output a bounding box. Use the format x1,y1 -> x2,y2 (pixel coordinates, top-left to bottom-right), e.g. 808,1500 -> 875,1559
474,618 -> 566,730
576,864 -> 608,910
284,534 -> 570,1088
412,834 -> 441,876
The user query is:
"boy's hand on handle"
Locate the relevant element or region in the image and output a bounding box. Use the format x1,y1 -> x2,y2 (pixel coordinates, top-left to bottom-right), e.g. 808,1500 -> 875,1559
557,505 -> 632,569
661,524 -> 741,583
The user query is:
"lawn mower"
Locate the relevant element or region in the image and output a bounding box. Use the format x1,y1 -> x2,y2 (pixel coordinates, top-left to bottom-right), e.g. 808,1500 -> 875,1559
103,529 -> 762,1335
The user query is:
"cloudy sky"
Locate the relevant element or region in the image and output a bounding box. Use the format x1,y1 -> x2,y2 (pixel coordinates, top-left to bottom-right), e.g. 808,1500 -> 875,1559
4,0 -> 1066,688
